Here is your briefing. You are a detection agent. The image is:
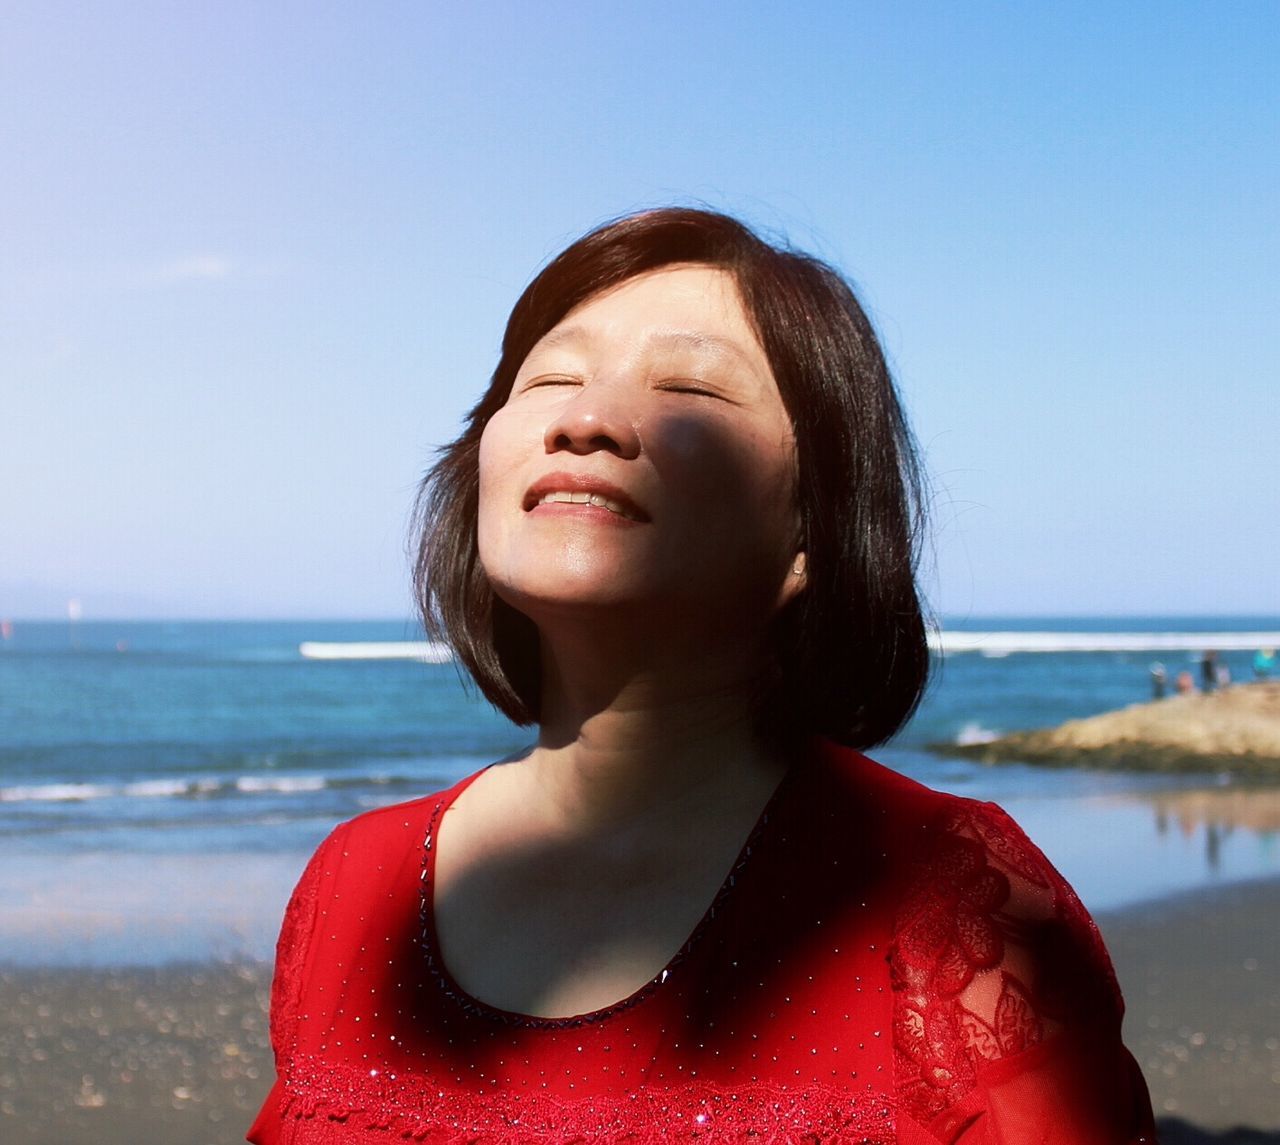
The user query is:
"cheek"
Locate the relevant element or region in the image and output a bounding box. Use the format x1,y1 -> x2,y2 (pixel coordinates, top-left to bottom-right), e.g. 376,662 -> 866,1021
476,415 -> 519,558
479,406 -> 533,490
476,421 -> 500,496
652,414 -> 797,525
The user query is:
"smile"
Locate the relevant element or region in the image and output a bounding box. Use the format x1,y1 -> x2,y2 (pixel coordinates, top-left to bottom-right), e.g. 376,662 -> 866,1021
523,474 -> 651,522
535,491 -> 643,520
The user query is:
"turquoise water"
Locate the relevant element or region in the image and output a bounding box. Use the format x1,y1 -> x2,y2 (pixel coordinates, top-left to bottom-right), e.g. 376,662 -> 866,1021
2,617 -> 1277,964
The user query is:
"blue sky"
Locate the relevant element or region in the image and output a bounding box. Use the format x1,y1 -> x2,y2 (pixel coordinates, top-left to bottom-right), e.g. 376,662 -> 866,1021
3,2 -> 1276,619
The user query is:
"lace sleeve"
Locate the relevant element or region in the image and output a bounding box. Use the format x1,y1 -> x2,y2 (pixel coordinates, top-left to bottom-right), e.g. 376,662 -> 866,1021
269,825 -> 346,1068
248,829 -> 349,1144
890,800 -> 1155,1142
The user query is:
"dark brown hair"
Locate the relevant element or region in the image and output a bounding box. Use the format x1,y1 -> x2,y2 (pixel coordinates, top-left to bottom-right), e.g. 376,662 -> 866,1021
413,208 -> 930,748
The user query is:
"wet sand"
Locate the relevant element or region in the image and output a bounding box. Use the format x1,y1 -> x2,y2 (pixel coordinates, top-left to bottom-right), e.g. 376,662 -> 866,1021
1099,877 -> 1280,1139
1,880 -> 1277,1144
0,962 -> 273,1145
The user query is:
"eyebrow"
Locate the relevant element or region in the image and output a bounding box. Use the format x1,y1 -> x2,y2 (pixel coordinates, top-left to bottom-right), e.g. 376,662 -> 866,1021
531,325 -> 757,368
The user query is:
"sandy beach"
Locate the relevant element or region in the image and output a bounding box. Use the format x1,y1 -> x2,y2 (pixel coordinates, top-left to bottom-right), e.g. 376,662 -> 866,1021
0,962 -> 273,1145
1099,878 -> 1280,1141
946,682 -> 1280,777
1,879 -> 1275,1144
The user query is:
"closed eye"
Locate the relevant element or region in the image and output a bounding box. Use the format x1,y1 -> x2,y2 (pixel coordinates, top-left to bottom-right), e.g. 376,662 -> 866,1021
655,379 -> 724,399
519,375 -> 583,391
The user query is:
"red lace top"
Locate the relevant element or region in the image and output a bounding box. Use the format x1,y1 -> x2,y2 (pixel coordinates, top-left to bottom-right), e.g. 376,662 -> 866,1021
248,742 -> 1157,1144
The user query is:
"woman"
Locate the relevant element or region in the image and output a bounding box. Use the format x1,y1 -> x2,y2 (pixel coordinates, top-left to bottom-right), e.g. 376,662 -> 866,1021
249,209 -> 1156,1143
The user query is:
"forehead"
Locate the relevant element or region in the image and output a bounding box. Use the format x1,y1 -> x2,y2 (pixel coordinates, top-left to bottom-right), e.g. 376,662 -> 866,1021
527,264 -> 765,366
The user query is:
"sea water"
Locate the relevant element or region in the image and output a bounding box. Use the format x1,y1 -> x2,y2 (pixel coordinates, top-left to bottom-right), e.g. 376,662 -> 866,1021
2,617 -> 1277,964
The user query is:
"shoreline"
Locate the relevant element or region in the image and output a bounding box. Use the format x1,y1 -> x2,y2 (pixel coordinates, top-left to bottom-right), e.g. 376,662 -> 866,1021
2,877 -> 1276,1142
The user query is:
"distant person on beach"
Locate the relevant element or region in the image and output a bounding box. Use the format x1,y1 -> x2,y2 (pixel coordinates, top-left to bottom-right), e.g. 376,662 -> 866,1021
1255,648 -> 1276,679
1201,649 -> 1219,693
249,209 -> 1155,1143
1176,669 -> 1197,695
1150,661 -> 1167,699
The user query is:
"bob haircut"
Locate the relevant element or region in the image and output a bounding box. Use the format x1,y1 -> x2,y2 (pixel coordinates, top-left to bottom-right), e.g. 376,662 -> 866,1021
413,207 -> 930,748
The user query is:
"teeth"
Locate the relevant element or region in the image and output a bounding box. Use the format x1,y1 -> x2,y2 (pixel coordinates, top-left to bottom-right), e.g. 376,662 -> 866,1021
537,491 -> 636,519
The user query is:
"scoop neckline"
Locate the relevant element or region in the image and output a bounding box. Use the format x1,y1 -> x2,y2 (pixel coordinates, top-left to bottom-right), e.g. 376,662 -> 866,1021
418,758 -> 797,1029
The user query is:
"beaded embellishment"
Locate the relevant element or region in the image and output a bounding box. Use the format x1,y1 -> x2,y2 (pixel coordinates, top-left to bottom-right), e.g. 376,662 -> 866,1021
279,1060 -> 898,1144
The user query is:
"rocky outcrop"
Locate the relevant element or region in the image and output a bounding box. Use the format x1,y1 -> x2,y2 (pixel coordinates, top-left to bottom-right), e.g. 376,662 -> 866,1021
940,682 -> 1280,777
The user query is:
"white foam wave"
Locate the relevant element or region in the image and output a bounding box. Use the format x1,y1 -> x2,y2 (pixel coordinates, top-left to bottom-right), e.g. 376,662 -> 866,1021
299,640 -> 453,662
1,774 -> 329,804
124,778 -> 193,798
930,631 -> 1280,654
0,783 -> 114,803
955,722 -> 1000,746
234,775 -> 326,794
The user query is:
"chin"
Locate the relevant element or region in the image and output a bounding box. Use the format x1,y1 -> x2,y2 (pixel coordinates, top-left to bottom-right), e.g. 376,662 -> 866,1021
486,563 -> 648,614
496,583 -> 648,618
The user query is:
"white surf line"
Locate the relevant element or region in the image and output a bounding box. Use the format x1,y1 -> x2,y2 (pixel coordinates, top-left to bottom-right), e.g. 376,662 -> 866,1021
929,631 -> 1280,654
299,635 -> 1280,659
299,641 -> 454,662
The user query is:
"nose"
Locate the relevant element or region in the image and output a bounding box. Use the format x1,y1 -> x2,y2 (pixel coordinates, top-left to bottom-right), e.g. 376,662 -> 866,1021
543,381 -> 641,459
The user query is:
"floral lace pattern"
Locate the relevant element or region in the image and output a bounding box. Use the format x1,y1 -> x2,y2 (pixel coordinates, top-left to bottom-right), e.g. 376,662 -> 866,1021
270,826 -> 335,1062
889,802 -> 1121,1126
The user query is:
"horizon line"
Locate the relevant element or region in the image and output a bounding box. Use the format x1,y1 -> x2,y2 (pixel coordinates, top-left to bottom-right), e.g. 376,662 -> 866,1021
4,612 -> 1278,624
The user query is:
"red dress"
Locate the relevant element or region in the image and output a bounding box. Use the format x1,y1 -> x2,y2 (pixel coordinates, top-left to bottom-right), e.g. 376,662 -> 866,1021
248,741 -> 1157,1143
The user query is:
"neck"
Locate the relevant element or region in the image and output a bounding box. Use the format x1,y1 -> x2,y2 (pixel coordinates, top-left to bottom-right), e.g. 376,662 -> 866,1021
522,617 -> 789,835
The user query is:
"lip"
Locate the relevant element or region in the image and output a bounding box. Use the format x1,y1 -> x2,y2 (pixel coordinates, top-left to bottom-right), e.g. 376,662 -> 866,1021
523,472 -> 650,522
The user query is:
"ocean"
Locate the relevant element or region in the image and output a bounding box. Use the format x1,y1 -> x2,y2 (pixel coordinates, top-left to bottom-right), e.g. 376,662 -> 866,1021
2,616 -> 1278,965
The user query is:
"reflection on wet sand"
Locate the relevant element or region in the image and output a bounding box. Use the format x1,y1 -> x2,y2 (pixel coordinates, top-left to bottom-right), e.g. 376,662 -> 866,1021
1136,787 -> 1280,872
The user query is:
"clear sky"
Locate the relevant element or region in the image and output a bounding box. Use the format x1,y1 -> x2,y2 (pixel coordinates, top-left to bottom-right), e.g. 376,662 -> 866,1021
3,2 -> 1276,620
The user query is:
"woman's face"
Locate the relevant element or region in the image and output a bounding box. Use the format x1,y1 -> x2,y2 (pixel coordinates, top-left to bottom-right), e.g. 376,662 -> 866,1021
477,264 -> 805,632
